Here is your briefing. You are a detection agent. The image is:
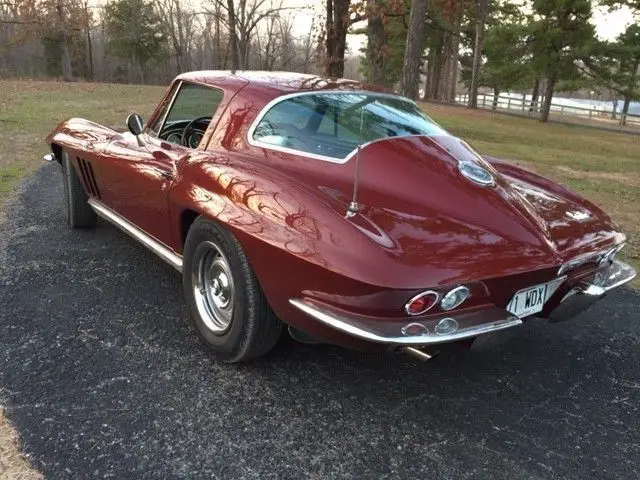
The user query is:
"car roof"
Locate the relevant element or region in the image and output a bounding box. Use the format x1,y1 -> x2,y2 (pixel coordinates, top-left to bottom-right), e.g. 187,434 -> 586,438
175,70 -> 387,95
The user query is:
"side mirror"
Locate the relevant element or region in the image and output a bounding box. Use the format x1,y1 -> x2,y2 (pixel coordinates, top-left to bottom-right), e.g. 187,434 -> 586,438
126,113 -> 145,146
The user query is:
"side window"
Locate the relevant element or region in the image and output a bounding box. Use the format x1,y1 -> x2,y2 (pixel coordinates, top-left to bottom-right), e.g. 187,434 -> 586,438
252,93 -> 449,160
164,83 -> 224,124
252,96 -> 317,147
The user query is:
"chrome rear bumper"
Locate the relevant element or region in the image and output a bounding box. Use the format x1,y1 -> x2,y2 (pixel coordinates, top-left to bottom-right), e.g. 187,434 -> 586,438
549,259 -> 636,322
289,260 -> 636,346
289,299 -> 522,346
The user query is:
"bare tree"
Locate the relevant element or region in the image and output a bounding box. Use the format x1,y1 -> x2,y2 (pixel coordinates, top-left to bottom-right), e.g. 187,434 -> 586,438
401,0 -> 427,99
467,0 -> 487,109
156,0 -> 195,73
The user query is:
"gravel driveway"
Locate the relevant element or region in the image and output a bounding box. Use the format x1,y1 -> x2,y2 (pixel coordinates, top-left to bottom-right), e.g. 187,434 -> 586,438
1,164 -> 639,479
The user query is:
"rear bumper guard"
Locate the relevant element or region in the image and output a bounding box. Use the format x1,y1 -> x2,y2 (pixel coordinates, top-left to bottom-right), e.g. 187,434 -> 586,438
549,259 -> 636,322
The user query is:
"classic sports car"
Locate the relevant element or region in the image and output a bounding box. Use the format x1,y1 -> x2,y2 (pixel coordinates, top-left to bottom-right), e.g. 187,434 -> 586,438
45,71 -> 636,363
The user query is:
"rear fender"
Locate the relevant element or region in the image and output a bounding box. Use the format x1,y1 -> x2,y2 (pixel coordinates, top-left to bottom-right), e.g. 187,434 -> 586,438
167,152 -> 407,323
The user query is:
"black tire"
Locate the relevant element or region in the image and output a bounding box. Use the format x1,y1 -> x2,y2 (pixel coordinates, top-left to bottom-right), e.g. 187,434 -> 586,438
182,217 -> 282,363
61,150 -> 97,228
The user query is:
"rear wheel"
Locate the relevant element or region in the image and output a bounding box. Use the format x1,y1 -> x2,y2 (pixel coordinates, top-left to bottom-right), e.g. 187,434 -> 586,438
61,150 -> 97,228
182,217 -> 282,362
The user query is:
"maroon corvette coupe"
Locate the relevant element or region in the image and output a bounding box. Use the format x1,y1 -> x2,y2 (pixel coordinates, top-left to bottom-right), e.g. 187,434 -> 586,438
45,71 -> 636,362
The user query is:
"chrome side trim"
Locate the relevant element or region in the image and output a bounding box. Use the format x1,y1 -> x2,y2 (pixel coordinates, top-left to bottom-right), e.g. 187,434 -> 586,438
289,298 -> 522,345
246,90 -> 446,164
88,199 -> 183,272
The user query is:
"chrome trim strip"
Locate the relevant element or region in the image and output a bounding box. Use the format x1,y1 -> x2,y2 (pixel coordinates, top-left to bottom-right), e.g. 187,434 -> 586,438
88,199 -> 183,272
246,90 -> 444,164
289,298 -> 522,345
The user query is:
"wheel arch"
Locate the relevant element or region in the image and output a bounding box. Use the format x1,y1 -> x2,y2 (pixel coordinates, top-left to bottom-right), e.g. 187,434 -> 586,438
50,143 -> 64,164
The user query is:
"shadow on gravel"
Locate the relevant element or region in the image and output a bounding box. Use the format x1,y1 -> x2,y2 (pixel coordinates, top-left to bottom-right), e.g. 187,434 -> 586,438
1,164 -> 638,479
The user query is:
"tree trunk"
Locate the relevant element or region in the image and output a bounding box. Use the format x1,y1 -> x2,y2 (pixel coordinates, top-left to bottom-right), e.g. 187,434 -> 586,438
492,87 -> 499,110
84,0 -> 93,80
401,0 -> 427,99
227,0 -> 239,72
325,0 -> 349,77
422,48 -> 435,100
432,31 -> 447,101
56,2 -> 73,81
540,73 -> 557,123
620,57 -> 639,126
447,34 -> 460,102
366,0 -> 386,86
620,95 -> 630,126
467,0 -> 487,109
214,4 -> 221,68
611,97 -> 617,119
529,77 -> 540,113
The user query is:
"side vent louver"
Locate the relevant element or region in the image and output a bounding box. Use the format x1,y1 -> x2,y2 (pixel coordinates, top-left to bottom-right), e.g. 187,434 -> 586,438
76,157 -> 101,199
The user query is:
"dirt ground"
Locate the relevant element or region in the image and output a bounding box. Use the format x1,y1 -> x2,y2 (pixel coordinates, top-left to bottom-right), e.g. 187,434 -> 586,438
0,409 -> 42,479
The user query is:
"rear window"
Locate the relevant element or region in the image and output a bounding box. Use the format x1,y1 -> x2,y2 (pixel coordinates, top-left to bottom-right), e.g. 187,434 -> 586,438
251,93 -> 449,160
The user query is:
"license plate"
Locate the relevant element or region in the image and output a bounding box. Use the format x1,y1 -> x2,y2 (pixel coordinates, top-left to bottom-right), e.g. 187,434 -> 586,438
506,280 -> 560,318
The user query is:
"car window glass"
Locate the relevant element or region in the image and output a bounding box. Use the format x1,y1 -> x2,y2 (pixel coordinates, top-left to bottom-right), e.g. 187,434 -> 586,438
164,83 -> 224,125
252,93 -> 449,160
146,81 -> 179,135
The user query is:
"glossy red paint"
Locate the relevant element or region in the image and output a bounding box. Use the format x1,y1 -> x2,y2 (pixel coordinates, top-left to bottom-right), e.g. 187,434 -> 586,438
46,71 -> 627,351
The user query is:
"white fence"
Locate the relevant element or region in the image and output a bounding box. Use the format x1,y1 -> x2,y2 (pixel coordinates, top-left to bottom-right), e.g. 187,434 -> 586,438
454,93 -> 640,128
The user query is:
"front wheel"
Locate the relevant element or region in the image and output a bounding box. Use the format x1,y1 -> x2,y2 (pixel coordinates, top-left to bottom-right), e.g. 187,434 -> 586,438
60,150 -> 97,228
182,217 -> 282,363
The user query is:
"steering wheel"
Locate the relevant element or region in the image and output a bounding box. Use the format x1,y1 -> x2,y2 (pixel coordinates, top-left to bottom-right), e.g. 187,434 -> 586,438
182,116 -> 212,148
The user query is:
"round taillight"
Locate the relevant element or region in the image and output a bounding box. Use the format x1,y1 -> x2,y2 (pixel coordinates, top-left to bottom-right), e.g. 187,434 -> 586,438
440,286 -> 470,311
405,291 -> 439,316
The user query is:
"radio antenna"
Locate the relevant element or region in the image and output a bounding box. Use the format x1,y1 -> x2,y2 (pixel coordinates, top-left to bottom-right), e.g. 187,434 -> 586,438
346,106 -> 365,218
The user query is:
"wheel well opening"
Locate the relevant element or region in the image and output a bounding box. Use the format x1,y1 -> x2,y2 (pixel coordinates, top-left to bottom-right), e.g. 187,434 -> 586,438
51,143 -> 63,163
181,209 -> 199,247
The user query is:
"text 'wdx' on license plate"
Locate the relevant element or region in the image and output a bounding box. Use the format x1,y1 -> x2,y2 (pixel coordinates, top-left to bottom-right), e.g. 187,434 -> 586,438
506,282 -> 552,318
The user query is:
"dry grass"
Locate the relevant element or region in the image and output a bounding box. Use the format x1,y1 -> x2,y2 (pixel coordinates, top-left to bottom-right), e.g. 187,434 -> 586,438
0,409 -> 42,480
0,79 -> 165,202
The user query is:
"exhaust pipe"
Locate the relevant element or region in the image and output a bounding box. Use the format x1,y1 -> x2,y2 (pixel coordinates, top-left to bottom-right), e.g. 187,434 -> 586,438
402,346 -> 435,362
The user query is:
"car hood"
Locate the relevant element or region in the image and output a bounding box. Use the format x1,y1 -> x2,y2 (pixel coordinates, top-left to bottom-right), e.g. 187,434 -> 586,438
313,135 -> 622,284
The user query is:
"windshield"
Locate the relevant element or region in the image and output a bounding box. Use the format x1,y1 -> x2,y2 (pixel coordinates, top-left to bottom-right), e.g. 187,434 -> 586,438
251,93 -> 449,160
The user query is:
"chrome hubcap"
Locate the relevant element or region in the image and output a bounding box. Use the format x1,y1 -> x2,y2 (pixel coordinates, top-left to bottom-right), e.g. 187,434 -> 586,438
192,241 -> 235,334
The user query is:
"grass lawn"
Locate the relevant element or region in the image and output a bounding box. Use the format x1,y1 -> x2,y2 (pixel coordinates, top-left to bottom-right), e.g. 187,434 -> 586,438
0,80 -> 637,284
0,80 -> 165,201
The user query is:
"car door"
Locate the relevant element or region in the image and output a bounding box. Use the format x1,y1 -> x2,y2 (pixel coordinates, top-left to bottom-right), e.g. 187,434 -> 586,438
95,81 -> 224,246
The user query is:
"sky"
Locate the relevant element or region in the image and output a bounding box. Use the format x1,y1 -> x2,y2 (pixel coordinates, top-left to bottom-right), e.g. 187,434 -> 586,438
285,1 -> 635,55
